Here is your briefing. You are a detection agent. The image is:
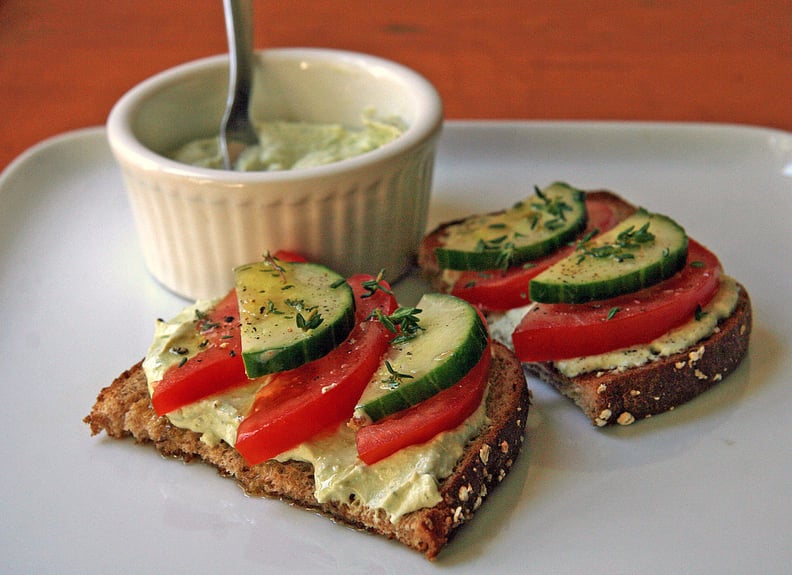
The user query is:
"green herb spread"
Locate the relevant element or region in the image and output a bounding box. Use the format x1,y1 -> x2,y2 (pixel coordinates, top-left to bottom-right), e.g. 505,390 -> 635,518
170,114 -> 404,171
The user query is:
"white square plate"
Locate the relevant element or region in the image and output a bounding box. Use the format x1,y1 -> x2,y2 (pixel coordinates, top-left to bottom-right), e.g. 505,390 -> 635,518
1,121 -> 790,574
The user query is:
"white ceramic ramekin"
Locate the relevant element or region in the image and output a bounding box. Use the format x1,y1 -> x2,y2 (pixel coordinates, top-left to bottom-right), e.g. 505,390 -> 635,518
107,48 -> 443,300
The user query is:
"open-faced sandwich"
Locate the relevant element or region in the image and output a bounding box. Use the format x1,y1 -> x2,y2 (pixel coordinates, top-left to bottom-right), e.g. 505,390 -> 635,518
85,253 -> 530,559
419,182 -> 752,426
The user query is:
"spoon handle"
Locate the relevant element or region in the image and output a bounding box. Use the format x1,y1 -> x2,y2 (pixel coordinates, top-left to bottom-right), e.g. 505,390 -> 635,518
220,0 -> 258,169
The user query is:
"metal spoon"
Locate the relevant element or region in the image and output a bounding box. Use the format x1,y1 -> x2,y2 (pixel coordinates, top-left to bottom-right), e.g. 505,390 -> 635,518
219,0 -> 258,170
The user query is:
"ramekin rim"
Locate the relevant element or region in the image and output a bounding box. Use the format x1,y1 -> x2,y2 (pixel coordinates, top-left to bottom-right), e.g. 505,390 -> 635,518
106,47 -> 444,182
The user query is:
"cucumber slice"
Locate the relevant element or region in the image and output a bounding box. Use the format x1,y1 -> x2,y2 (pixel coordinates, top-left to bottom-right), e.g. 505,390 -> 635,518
234,256 -> 355,378
434,182 -> 587,271
354,293 -> 489,423
529,209 -> 688,303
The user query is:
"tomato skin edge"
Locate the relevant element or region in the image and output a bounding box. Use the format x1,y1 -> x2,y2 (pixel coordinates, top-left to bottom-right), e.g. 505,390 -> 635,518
355,342 -> 493,466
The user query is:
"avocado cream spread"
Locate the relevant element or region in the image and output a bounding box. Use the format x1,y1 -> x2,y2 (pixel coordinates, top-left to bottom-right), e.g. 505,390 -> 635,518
170,114 -> 405,171
142,300 -> 489,522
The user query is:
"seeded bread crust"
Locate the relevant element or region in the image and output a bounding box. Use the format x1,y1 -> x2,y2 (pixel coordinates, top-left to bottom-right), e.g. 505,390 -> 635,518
525,284 -> 752,426
84,341 -> 530,560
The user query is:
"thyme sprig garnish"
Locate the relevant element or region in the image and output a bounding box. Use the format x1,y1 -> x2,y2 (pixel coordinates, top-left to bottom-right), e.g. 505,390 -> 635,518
575,228 -> 599,248
371,306 -> 424,345
532,185 -> 573,230
285,298 -> 313,312
475,236 -> 517,270
472,187 -> 574,270
260,300 -> 284,315
296,309 -> 324,331
381,360 -> 414,390
618,221 -> 655,246
286,298 -> 324,331
262,250 -> 287,282
576,221 -> 655,264
194,308 -> 221,332
361,269 -> 394,298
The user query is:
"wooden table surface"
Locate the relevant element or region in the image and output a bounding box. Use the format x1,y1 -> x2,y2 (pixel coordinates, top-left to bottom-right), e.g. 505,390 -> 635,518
2,0 -> 790,171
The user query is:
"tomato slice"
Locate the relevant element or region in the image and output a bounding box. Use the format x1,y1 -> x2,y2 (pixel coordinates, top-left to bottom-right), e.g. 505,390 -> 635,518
511,239 -> 723,362
234,274 -> 399,466
151,289 -> 247,416
151,251 -> 306,415
450,196 -> 628,311
355,342 -> 492,465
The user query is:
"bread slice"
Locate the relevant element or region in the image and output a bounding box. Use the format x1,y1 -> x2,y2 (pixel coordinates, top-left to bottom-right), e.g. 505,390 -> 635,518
418,189 -> 752,426
84,341 -> 530,560
525,284 -> 751,425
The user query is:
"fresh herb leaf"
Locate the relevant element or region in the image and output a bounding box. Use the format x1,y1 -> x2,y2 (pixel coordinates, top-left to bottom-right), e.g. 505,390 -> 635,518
262,300 -> 284,315
296,309 -> 324,331
361,269 -> 393,298
576,221 -> 655,264
381,360 -> 414,389
575,228 -> 600,248
371,306 -> 424,344
473,235 -> 517,270
262,250 -> 288,282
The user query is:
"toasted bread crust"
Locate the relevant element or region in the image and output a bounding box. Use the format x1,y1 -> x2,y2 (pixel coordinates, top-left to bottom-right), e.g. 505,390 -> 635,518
84,341 -> 530,559
524,283 -> 752,426
417,190 -> 638,295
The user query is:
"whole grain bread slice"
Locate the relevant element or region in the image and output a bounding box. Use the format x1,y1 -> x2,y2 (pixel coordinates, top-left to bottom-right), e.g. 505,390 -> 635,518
84,341 -> 530,560
525,284 -> 752,426
418,188 -> 752,426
